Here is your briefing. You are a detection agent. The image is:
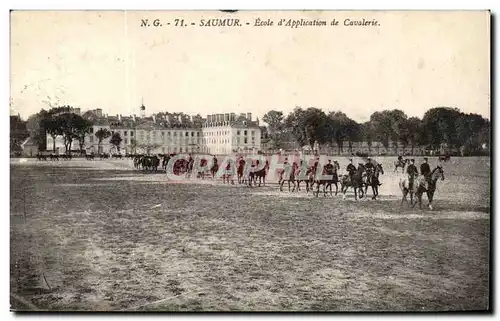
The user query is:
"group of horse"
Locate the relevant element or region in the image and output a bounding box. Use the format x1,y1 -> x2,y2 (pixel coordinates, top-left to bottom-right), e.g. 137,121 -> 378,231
276,161 -> 385,200
36,153 -> 72,161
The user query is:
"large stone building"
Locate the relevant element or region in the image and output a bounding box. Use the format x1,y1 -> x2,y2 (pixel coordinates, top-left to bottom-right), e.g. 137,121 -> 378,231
46,105 -> 262,155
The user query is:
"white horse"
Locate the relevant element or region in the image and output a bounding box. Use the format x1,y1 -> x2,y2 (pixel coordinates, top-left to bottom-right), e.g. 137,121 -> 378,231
399,166 -> 445,210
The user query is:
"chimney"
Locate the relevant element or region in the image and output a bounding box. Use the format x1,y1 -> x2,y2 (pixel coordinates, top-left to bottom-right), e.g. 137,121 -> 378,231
247,113 -> 252,121
132,114 -> 136,121
153,114 -> 156,123
96,108 -> 103,117
118,114 -> 122,122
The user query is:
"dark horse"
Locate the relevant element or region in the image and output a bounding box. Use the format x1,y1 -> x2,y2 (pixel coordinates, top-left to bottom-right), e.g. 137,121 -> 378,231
249,160 -> 269,187
279,163 -> 298,192
314,161 -> 341,197
296,166 -> 315,193
341,164 -> 365,200
363,163 -> 384,200
400,166 -> 445,210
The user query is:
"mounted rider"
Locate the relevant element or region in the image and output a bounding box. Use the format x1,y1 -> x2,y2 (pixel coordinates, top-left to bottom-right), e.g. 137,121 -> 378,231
420,157 -> 431,189
406,158 -> 419,190
346,158 -> 356,181
324,159 -> 334,174
365,157 -> 375,185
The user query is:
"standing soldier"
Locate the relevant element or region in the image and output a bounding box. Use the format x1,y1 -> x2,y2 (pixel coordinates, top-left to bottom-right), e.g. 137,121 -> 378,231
407,159 -> 419,190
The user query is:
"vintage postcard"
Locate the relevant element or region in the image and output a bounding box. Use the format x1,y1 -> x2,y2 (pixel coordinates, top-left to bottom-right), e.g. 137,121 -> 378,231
10,10 -> 490,311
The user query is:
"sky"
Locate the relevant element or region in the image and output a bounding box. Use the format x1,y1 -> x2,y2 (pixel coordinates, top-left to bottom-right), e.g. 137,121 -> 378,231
10,10 -> 490,123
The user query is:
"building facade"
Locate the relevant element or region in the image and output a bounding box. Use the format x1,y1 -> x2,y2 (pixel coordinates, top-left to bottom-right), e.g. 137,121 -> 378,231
46,106 -> 262,155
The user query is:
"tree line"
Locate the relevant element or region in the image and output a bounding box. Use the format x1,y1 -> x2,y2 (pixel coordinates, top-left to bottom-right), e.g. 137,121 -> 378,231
262,107 -> 490,156
10,105 -> 490,156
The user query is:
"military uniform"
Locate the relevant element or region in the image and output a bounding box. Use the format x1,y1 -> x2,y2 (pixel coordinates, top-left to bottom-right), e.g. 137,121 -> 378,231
325,162 -> 334,174
420,161 -> 431,180
346,162 -> 356,181
365,160 -> 375,184
407,161 -> 419,189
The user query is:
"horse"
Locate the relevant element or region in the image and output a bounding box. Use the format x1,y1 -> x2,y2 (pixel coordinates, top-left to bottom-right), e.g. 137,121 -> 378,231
341,164 -> 365,200
400,166 -> 445,210
249,160 -> 269,187
363,163 -> 384,200
210,157 -> 219,179
394,158 -> 409,173
49,154 -> 59,161
314,162 -> 341,197
37,153 -> 47,161
279,163 -> 299,192
222,162 -> 235,184
296,167 -> 315,193
237,159 -> 246,184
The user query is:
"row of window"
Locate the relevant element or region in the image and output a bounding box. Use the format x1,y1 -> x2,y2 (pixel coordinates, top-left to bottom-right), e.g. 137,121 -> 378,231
204,137 -> 256,145
101,129 -> 258,138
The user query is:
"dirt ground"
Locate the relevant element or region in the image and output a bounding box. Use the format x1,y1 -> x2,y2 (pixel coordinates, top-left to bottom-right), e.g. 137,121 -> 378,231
10,157 -> 490,311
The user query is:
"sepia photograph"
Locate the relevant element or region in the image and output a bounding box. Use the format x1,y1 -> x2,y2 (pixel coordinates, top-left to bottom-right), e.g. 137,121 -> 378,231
9,10 -> 491,312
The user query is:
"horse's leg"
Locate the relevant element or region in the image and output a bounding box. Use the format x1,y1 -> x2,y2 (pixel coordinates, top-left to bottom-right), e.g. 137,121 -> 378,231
427,190 -> 434,210
409,192 -> 414,207
315,183 -> 320,198
280,180 -> 284,192
372,185 -> 376,200
334,182 -> 338,196
401,189 -> 407,206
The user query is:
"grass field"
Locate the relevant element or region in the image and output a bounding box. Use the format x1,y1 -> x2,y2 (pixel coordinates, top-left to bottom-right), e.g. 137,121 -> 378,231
10,156 -> 490,311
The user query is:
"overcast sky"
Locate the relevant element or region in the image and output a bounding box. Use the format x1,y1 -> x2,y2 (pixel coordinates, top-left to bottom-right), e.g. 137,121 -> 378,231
10,10 -> 490,123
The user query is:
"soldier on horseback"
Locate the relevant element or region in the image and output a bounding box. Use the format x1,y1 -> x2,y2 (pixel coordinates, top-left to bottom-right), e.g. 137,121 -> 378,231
407,159 -> 419,190
365,158 -> 375,185
346,158 -> 356,182
420,157 -> 431,183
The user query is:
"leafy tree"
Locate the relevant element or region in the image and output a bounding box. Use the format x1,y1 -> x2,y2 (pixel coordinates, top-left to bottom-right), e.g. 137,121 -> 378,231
58,112 -> 89,155
95,128 -> 111,153
360,121 -> 375,154
421,107 -> 462,152
74,118 -> 92,155
405,117 -> 422,155
285,107 -> 308,148
110,132 -> 123,152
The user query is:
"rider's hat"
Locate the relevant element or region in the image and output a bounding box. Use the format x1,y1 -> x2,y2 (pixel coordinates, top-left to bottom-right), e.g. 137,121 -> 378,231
349,158 -> 353,162
411,158 -> 415,162
423,157 -> 428,161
